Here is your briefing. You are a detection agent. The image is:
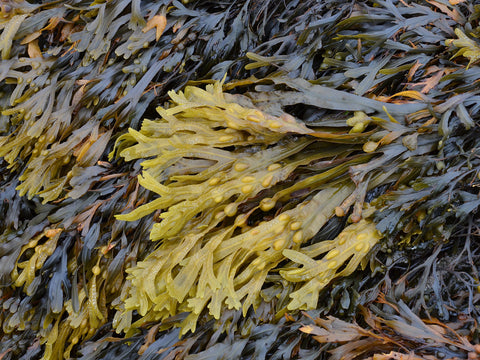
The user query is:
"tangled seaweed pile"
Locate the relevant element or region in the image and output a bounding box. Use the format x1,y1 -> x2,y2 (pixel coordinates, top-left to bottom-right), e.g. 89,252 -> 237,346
1,0 -> 480,359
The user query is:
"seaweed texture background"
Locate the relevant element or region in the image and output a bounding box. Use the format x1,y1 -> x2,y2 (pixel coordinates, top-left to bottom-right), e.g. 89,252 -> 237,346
0,0 -> 480,359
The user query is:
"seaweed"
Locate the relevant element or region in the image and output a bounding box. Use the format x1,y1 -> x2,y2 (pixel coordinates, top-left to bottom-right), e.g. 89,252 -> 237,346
302,294 -> 480,360
109,74 -> 431,335
1,0 -> 480,359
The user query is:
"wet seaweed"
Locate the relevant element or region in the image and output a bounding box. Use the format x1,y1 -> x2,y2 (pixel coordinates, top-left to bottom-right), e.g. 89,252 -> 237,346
1,0 -> 480,359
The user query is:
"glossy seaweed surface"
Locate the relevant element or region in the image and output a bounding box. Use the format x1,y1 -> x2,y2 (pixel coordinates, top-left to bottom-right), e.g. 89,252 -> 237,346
1,1 -> 480,359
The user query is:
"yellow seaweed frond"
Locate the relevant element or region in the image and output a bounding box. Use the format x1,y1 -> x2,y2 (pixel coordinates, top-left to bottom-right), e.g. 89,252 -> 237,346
116,185 -> 354,336
6,223 -> 110,360
12,228 -> 62,295
281,219 -> 382,310
347,111 -> 371,133
0,14 -> 28,59
446,28 -> 480,68
113,81 -> 389,335
39,258 -> 109,360
114,81 -> 316,242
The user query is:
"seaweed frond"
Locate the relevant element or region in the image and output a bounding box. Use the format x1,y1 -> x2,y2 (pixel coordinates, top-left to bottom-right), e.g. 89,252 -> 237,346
446,28 -> 480,69
281,219 -> 382,310
112,78 -> 428,334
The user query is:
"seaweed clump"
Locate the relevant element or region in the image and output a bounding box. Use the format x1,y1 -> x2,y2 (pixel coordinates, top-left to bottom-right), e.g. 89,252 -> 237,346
111,79 -> 394,334
0,0 -> 480,359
